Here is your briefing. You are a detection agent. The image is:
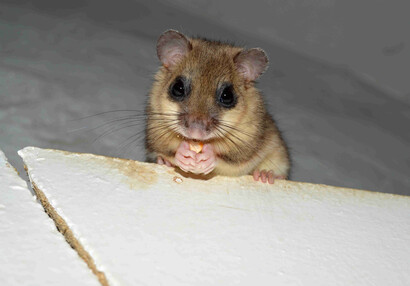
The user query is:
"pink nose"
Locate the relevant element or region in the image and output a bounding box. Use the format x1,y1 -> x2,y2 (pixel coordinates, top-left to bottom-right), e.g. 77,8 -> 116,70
182,114 -> 211,132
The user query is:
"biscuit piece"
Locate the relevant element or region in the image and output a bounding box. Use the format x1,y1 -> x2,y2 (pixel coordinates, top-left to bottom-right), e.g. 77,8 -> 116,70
189,141 -> 203,153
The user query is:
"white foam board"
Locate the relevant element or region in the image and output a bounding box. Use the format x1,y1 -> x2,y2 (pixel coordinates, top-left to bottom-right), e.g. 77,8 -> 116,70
19,146 -> 410,286
0,149 -> 99,286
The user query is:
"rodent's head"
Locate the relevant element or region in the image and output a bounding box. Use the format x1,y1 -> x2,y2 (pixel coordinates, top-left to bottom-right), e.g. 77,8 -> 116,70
148,30 -> 268,143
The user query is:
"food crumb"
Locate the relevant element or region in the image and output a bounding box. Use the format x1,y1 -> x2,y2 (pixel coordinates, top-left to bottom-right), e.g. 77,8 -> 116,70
189,141 -> 203,153
173,176 -> 183,184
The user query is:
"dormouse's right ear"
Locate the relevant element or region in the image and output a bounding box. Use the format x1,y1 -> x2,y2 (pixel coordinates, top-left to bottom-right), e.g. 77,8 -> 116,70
157,30 -> 191,69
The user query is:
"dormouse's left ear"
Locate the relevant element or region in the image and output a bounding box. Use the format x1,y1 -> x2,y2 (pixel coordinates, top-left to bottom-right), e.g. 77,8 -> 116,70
234,48 -> 269,82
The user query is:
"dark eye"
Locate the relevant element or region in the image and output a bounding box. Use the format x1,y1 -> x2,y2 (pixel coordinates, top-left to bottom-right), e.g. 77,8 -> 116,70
218,85 -> 236,108
169,77 -> 186,101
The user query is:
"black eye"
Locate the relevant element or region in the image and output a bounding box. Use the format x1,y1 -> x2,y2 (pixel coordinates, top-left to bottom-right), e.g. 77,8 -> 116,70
218,85 -> 236,108
169,77 -> 186,101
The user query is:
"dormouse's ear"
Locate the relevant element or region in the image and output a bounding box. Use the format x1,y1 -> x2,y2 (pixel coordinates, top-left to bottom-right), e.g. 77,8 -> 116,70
234,48 -> 269,82
157,29 -> 191,69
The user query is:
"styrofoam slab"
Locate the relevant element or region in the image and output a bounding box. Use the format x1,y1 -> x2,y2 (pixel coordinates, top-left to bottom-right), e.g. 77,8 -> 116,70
19,146 -> 410,286
0,149 -> 99,286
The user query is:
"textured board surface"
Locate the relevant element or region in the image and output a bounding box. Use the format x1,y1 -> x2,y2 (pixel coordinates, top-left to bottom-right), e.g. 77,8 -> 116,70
0,149 -> 99,286
19,146 -> 410,286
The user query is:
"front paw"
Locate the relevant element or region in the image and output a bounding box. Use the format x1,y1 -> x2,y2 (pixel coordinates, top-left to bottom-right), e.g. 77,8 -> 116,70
174,141 -> 198,173
253,169 -> 285,184
194,144 -> 216,175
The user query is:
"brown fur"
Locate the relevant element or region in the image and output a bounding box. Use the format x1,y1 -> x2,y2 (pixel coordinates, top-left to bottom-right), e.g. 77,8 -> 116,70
145,36 -> 290,178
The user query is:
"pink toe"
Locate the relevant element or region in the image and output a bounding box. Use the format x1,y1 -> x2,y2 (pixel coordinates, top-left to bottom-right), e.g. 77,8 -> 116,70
203,163 -> 216,175
176,159 -> 191,172
253,169 -> 260,181
175,152 -> 196,166
267,171 -> 274,184
176,141 -> 197,160
164,159 -> 172,167
201,156 -> 216,173
196,152 -> 210,162
260,170 -> 267,183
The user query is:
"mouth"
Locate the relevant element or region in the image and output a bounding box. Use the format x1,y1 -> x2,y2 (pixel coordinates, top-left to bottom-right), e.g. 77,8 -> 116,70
177,126 -> 215,141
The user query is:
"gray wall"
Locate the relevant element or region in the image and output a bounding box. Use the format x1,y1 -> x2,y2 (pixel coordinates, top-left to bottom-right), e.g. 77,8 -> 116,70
0,0 -> 409,195
167,0 -> 410,98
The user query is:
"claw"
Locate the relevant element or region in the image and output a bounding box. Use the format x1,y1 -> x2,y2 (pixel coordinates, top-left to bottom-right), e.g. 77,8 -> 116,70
157,156 -> 164,165
157,156 -> 173,168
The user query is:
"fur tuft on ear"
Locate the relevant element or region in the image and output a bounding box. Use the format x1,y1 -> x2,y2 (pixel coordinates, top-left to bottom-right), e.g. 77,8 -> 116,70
157,30 -> 192,69
234,48 -> 269,82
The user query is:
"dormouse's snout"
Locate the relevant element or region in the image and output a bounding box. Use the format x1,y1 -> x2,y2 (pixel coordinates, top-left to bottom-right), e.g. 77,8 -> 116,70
180,113 -> 216,140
